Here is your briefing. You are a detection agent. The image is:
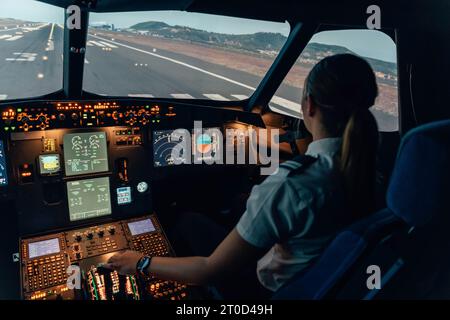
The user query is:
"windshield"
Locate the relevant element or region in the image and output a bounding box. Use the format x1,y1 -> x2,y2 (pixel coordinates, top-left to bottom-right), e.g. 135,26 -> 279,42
0,0 -> 64,101
83,11 -> 290,100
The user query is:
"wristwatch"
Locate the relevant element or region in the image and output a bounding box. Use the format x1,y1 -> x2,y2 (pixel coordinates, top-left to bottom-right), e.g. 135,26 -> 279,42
136,255 -> 152,276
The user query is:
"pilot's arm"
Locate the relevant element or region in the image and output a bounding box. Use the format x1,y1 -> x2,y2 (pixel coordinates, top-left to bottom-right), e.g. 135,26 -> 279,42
105,177 -> 305,285
105,228 -> 264,284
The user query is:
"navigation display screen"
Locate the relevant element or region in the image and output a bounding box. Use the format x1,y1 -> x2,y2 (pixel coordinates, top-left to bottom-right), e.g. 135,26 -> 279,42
28,238 -> 60,259
67,177 -> 112,221
128,219 -> 155,236
0,141 -> 7,186
153,130 -> 187,167
63,132 -> 108,176
39,154 -> 61,175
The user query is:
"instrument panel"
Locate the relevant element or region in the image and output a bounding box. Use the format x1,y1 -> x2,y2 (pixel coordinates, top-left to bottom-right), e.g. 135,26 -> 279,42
0,100 -> 176,133
0,98 -> 263,299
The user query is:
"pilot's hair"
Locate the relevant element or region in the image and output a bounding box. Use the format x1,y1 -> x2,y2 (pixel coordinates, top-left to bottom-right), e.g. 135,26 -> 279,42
304,53 -> 379,217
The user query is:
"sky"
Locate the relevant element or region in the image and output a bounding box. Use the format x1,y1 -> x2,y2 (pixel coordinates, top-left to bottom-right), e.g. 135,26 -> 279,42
0,0 -> 396,62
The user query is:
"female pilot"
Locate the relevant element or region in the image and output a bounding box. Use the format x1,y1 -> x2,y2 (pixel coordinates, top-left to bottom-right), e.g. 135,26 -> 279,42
104,54 -> 379,297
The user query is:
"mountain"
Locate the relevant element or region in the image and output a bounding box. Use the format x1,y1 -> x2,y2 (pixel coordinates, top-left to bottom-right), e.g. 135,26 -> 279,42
300,43 -> 397,79
130,21 -> 286,53
130,21 -> 397,80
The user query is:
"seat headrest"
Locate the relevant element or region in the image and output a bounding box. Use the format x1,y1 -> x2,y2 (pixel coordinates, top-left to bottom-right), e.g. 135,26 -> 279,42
387,119 -> 450,227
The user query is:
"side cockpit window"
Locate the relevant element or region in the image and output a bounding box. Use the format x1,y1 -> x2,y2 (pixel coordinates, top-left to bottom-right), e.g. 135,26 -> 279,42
270,29 -> 398,132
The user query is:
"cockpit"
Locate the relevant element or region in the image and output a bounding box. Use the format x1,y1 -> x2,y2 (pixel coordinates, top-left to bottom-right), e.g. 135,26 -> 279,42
0,0 -> 449,304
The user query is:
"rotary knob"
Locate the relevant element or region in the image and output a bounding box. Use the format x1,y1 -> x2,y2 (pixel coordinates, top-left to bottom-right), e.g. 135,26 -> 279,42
125,111 -> 137,125
125,111 -> 136,119
37,113 -> 48,123
138,110 -> 150,124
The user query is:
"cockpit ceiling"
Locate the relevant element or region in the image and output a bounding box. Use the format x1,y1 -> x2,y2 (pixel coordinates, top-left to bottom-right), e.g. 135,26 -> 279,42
35,0 -> 450,29
37,0 -> 195,13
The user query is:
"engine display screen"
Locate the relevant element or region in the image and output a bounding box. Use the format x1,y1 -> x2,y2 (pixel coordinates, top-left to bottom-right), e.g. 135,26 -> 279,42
128,219 -> 155,236
67,177 -> 112,221
0,141 -> 7,186
28,238 -> 60,259
38,154 -> 61,175
63,132 -> 108,176
153,130 -> 187,167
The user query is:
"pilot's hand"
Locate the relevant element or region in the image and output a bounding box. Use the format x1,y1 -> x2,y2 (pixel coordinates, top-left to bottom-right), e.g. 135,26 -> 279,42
104,250 -> 144,275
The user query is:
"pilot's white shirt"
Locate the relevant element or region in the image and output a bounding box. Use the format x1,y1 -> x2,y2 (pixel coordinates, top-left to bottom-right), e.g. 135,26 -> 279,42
236,137 -> 350,292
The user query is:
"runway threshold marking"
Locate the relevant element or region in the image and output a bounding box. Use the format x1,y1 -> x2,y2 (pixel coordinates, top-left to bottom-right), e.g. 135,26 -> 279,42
99,41 -> 118,48
270,96 -> 301,111
203,94 -> 230,101
89,41 -> 105,47
5,53 -> 37,62
170,93 -> 194,99
5,35 -> 23,41
231,94 -> 249,100
127,94 -> 154,98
